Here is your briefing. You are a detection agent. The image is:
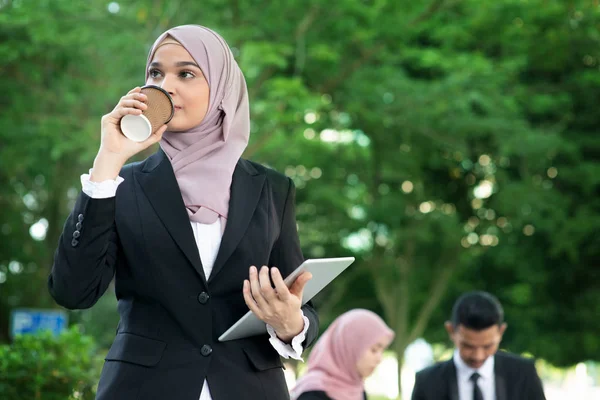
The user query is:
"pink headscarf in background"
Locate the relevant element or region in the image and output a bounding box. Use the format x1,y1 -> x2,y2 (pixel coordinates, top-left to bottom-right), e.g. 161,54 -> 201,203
146,25 -> 250,224
291,309 -> 395,400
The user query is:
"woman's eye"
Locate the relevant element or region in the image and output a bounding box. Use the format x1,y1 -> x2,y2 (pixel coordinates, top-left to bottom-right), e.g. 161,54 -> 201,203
148,69 -> 162,78
179,71 -> 195,79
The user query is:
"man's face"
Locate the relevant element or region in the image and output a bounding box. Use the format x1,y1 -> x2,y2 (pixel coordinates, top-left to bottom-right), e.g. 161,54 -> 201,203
445,322 -> 506,369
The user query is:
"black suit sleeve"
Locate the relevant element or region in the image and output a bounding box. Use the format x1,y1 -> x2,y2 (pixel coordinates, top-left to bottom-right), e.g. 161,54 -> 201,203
525,361 -> 546,400
269,177 -> 319,348
411,371 -> 427,400
48,191 -> 119,309
296,391 -> 331,400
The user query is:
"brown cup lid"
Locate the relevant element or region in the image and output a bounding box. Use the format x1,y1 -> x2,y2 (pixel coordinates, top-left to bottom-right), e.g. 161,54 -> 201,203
140,85 -> 175,131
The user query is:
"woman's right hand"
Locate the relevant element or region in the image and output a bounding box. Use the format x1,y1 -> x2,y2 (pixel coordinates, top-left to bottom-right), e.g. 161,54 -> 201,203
91,87 -> 167,182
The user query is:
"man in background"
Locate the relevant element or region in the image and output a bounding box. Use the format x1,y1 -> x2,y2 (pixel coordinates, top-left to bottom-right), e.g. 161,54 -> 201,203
411,291 -> 546,400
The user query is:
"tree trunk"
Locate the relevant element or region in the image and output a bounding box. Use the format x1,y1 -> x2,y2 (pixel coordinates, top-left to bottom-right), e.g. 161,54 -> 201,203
394,339 -> 410,400
372,241 -> 460,399
372,248 -> 413,400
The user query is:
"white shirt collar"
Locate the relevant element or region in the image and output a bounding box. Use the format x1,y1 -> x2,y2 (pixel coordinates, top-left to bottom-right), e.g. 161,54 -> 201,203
453,349 -> 495,384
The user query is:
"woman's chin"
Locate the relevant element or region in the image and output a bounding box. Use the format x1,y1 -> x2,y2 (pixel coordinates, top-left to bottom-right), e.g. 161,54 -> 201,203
166,118 -> 202,132
165,122 -> 187,132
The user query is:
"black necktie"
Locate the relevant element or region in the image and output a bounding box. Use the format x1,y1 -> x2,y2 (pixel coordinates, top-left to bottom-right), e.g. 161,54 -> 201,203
470,372 -> 484,400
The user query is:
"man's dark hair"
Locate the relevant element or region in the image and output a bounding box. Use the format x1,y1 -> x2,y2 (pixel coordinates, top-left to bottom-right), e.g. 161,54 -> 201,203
450,291 -> 504,330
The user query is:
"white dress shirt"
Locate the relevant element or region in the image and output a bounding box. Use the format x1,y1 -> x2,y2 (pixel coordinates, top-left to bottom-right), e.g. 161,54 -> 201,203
81,171 -> 309,400
453,349 -> 496,400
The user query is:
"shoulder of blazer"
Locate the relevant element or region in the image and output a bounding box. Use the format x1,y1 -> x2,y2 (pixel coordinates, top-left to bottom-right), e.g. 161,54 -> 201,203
495,350 -> 536,372
296,390 -> 332,400
416,358 -> 454,381
240,158 -> 291,191
111,158 -> 146,194
121,159 -> 144,177
129,149 -> 165,175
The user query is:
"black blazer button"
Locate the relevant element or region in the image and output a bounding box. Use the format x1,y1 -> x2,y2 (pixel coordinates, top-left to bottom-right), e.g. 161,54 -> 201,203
75,222 -> 82,230
77,214 -> 84,222
201,345 -> 212,357
197,292 -> 210,304
71,239 -> 79,247
73,231 -> 81,239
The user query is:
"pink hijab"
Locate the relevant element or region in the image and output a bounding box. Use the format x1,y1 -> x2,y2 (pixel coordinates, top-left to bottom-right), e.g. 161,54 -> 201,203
291,309 -> 395,400
146,25 -> 250,224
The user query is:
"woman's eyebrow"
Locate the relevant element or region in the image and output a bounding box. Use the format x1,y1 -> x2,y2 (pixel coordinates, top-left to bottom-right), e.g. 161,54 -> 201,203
148,61 -> 200,68
175,61 -> 200,68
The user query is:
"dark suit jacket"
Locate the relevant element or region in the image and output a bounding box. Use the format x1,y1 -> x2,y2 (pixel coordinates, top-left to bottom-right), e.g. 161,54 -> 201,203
48,150 -> 319,400
297,390 -> 368,400
411,351 -> 546,400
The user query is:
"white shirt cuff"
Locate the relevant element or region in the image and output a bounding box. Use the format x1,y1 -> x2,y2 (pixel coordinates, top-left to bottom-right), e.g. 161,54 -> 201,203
81,169 -> 124,199
266,310 -> 309,361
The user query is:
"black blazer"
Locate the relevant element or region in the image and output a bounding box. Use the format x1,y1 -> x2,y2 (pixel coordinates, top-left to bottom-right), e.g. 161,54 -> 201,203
48,150 -> 319,400
297,390 -> 368,400
411,351 -> 546,400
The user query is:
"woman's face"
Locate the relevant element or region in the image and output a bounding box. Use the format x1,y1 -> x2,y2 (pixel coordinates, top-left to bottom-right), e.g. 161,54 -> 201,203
146,39 -> 210,132
355,336 -> 391,379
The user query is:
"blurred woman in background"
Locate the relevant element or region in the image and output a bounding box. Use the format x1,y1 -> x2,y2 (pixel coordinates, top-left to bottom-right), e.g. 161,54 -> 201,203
291,309 -> 395,400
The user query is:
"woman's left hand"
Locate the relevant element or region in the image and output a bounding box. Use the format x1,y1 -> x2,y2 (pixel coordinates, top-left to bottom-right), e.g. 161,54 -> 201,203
243,265 -> 312,343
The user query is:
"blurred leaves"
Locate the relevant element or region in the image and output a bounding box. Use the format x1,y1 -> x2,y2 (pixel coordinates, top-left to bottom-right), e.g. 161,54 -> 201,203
0,326 -> 102,400
0,0 -> 598,377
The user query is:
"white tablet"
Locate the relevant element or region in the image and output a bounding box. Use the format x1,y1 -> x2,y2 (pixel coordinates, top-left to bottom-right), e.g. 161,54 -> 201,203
218,257 -> 355,342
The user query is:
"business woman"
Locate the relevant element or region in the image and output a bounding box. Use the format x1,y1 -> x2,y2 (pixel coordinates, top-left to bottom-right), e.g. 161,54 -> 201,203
48,25 -> 319,400
290,309 -> 394,400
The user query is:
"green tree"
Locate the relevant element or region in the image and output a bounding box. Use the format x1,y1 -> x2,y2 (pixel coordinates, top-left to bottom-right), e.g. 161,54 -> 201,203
1,2 -> 598,399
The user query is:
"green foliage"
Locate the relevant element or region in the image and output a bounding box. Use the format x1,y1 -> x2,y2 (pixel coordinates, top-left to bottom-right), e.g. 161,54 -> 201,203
0,0 -> 598,384
0,326 -> 103,400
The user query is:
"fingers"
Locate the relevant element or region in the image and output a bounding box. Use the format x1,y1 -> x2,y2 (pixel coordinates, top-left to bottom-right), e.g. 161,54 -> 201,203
108,92 -> 148,120
243,279 -> 261,317
109,106 -> 142,119
147,125 -> 168,144
243,265 -> 309,318
139,124 -> 167,148
248,266 -> 270,309
121,89 -> 147,106
259,266 -> 277,301
289,271 -> 312,297
119,99 -> 148,110
243,265 -> 281,316
271,268 -> 291,301
127,86 -> 142,95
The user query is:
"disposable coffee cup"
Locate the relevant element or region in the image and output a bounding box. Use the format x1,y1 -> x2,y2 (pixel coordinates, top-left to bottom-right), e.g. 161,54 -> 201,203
120,85 -> 174,142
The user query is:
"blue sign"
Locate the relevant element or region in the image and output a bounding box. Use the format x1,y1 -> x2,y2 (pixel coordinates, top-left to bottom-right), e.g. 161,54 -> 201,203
9,309 -> 68,339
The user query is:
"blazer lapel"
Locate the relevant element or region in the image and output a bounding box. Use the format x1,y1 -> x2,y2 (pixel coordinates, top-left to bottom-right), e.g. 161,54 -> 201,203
446,359 -> 459,400
208,159 -> 265,283
135,150 -> 207,283
494,354 -> 508,400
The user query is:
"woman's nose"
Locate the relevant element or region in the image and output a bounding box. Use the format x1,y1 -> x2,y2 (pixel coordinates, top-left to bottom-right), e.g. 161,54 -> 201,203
160,76 -> 175,95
